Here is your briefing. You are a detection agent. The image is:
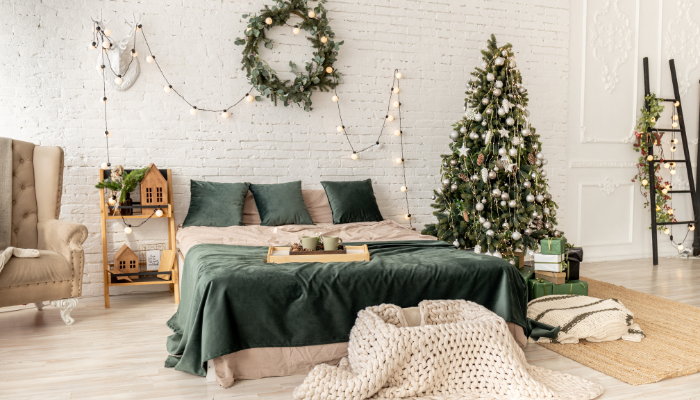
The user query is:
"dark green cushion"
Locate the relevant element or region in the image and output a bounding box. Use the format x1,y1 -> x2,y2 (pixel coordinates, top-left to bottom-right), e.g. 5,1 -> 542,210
321,179 -> 384,224
249,181 -> 313,226
182,180 -> 249,228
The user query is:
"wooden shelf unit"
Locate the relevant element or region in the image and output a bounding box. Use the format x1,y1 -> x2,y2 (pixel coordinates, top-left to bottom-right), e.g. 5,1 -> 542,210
98,168 -> 180,308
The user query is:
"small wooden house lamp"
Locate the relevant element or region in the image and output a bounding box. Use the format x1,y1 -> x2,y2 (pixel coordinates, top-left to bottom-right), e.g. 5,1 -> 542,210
140,163 -> 168,216
113,244 -> 139,279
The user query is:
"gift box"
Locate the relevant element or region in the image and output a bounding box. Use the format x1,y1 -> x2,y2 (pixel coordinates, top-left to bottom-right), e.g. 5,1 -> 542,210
528,279 -> 588,300
540,238 -> 566,255
513,250 -> 525,269
534,253 -> 564,272
565,247 -> 583,281
536,271 -> 566,285
519,266 -> 534,282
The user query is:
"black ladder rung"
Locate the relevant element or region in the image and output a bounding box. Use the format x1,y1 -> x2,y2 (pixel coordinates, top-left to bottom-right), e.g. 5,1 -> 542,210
656,220 -> 695,226
668,190 -> 692,193
661,98 -> 679,103
656,128 -> 682,132
651,159 -> 687,163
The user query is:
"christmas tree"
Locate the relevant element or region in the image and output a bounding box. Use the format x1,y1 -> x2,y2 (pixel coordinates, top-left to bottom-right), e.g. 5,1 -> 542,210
422,34 -> 562,264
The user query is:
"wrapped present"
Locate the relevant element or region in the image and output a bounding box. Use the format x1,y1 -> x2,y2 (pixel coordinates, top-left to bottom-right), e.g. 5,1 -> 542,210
565,247 -> 583,281
513,249 -> 525,269
534,253 -> 564,272
540,238 -> 566,255
519,266 -> 534,282
536,271 -> 566,285
528,279 -> 588,300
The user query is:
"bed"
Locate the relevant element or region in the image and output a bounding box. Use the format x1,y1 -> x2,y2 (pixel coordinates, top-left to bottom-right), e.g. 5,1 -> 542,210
167,190 -> 530,388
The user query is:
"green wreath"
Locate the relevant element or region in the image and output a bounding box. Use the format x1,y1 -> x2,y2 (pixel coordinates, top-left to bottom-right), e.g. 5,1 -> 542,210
235,0 -> 343,111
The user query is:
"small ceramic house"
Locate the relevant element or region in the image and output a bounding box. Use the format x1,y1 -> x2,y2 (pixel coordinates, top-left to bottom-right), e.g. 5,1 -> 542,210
113,244 -> 139,279
140,163 -> 168,216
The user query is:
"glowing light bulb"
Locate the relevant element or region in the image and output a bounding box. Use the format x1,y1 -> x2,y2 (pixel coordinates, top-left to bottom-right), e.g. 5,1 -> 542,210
351,152 -> 358,160
190,107 -> 197,115
642,179 -> 648,186
387,115 -> 395,122
101,97 -> 107,103
400,186 -> 407,192
136,24 -> 142,32
669,208 -> 674,215
396,158 -> 403,164
102,41 -> 111,49
293,26 -> 300,34
675,101 -> 680,107
114,76 -> 123,84
662,188 -> 668,194
656,205 -> 661,211
404,214 -> 411,220
308,10 -> 316,18
146,55 -> 154,63
393,101 -> 400,108
690,224 -> 696,231
164,85 -> 171,93
325,66 -> 333,73
673,115 -> 679,120
664,228 -> 670,234
678,244 -> 684,251
108,197 -> 116,206
155,209 -> 164,217
331,95 -> 338,102
647,155 -> 654,161
124,226 -> 133,234
104,130 -> 111,138
90,41 -> 97,49
96,64 -> 105,71
395,72 -> 402,79
672,122 -> 679,128
671,169 -> 677,175
100,162 -> 109,169
337,126 -> 344,132
394,130 -> 401,136
265,17 -> 273,25
393,87 -> 400,94
671,146 -> 677,152
246,94 -> 255,102
104,28 -> 111,36
221,110 -> 230,118
673,138 -> 679,144
131,49 -> 138,57
320,36 -> 327,43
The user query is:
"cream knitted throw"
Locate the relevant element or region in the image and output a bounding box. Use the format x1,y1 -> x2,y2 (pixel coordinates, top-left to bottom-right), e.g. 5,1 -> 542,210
293,300 -> 604,400
527,295 -> 645,344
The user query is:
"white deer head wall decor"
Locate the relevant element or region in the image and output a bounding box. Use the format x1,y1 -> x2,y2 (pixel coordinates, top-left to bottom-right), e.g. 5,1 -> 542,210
92,12 -> 141,92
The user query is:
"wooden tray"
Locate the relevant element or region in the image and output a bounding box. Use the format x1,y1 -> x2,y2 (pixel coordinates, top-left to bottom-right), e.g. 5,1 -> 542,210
290,249 -> 347,255
267,245 -> 370,264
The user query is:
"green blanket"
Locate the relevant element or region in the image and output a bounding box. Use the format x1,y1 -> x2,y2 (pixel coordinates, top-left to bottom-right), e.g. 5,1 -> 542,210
166,241 -> 530,376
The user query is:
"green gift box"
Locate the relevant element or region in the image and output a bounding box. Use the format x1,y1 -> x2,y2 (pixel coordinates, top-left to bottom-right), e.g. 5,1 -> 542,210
519,266 -> 534,282
528,279 -> 588,301
540,238 -> 566,255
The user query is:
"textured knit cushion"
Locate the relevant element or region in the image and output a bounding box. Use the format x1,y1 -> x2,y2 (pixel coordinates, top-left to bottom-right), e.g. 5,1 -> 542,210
321,179 -> 383,224
182,180 -> 249,228
249,181 -> 313,226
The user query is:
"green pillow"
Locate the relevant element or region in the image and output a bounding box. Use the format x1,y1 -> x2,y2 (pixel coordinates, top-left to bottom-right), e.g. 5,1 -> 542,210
182,180 -> 249,228
249,181 -> 313,226
321,179 -> 384,224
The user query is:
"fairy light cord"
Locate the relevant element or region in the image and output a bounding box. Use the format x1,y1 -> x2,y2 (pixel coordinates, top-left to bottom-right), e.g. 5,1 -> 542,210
120,207 -> 162,229
333,69 -> 412,224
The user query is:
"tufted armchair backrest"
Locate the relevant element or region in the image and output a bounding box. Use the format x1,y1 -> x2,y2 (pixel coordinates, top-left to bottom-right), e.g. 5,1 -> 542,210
11,139 -> 64,249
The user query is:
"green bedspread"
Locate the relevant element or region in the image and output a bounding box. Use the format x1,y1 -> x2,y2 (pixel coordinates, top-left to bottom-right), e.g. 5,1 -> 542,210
166,241 -> 530,376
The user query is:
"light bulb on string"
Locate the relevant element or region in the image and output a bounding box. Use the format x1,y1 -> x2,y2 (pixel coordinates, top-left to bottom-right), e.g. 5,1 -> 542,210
400,186 -> 407,192
221,110 -> 230,118
671,146 -> 677,152
320,36 -> 327,43
664,228 -> 670,234
293,25 -> 300,34
114,75 -> 123,84
100,162 -> 109,170
246,94 -> 255,102
102,41 -> 111,49
690,224 -> 696,231
672,122 -> 679,128
136,24 -> 142,31
337,126 -> 344,132
265,17 -> 273,25
308,10 -> 316,18
647,155 -> 654,161
678,244 -> 684,251
393,101 -> 400,108
392,87 -> 400,94
108,196 -> 117,206
673,115 -> 679,121
673,138 -> 679,144
396,158 -> 403,164
351,152 -> 358,160
155,209 -> 164,217
395,72 -> 402,79
131,49 -> 138,57
664,162 -> 670,169
671,168 -> 677,175
164,85 -> 172,93
101,97 -> 107,103
104,28 -> 111,37
90,41 -> 97,49
675,101 -> 680,107
662,188 -> 668,194
190,106 -> 197,115
642,179 -> 648,186
326,66 -> 333,73
124,225 -> 133,234
104,130 -> 111,138
97,64 -> 105,71
394,130 -> 401,136
386,114 -> 395,122
404,214 -> 411,220
146,55 -> 154,63
668,208 -> 674,215
331,95 -> 338,102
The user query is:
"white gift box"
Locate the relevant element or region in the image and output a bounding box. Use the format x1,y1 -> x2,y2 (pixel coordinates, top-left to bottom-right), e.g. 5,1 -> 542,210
534,253 -> 564,272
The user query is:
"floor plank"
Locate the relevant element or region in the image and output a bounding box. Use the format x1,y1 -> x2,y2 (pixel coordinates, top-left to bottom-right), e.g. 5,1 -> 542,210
0,256 -> 698,399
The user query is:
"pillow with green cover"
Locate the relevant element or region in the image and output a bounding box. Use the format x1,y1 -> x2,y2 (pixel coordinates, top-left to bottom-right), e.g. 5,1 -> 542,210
182,180 -> 249,228
249,181 -> 314,226
321,179 -> 384,224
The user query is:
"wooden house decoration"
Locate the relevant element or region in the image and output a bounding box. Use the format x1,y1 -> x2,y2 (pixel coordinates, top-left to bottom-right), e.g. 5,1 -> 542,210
140,163 -> 168,216
113,244 -> 139,279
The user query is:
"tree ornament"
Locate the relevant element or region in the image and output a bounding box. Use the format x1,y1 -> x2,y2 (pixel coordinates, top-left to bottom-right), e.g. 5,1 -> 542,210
492,188 -> 502,196
458,143 -> 470,157
465,108 -> 478,120
493,88 -> 502,97
484,130 -> 492,143
512,231 -> 522,240
502,222 -> 509,229
475,113 -> 483,122
482,97 -> 490,105
498,128 -> 509,138
501,192 -> 510,201
509,148 -> 518,157
450,131 -> 459,141
495,80 -> 503,88
526,194 -> 535,202
518,87 -> 526,93
460,126 -> 467,134
480,61 -> 488,68
431,194 -> 436,200
469,132 -> 479,140
528,153 -> 536,165
450,159 -> 459,166
521,127 -> 531,136
458,172 -> 469,181
488,171 -> 497,179
497,107 -> 505,116
544,193 -> 552,200
536,194 -> 544,203
481,167 -> 489,183
477,153 -> 484,166
535,160 -> 542,167
554,230 -> 561,237
541,170 -> 548,177
485,108 -> 493,115
509,200 -> 516,208
493,250 -> 502,258
479,217 -> 486,224
506,117 -> 515,126
450,183 -> 458,191
524,228 -> 532,235
536,152 -> 544,160
486,229 -> 495,237
545,221 -> 553,229
498,147 -> 507,156
483,221 -> 492,229
442,178 -> 451,187
475,202 -> 484,211
487,73 -> 495,81
542,159 -> 548,165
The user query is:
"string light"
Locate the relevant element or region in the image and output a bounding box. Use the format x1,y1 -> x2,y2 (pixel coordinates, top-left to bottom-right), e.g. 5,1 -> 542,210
102,41 -> 111,49
91,41 -> 97,49
124,225 -> 133,234
671,146 -> 677,152
393,101 -> 400,108
190,106 -> 197,115
671,168 -> 677,175
146,55 -> 154,63
387,114 -> 395,122
308,10 -> 316,18
246,94 -> 255,102
104,28 -> 111,36
164,85 -> 171,92
320,36 -> 327,43
673,138 -> 678,144
668,208 -> 674,215
155,209 -> 164,217
265,17 -> 273,25
662,188 -> 668,194
664,162 -> 670,168
400,186 -> 407,192
293,25 -> 300,34
404,213 -> 411,220
97,64 -> 105,71
647,155 -> 654,161
131,49 -> 138,57
114,75 -> 123,84
102,96 -> 107,103
394,130 -> 401,136
664,228 -> 670,234
678,244 -> 684,251
337,126 -> 344,132
221,110 -> 230,118
351,152 -> 358,160
675,101 -> 680,107
642,179 -> 648,186
331,95 -> 338,102
395,72 -> 402,79
326,66 -> 333,73
104,130 -> 111,138
392,87 -> 400,94
690,224 -> 695,231
396,158 -> 403,164
108,196 -> 117,206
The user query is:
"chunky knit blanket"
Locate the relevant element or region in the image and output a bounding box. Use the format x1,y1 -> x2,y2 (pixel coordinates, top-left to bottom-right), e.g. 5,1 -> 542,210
293,300 -> 604,400
527,295 -> 644,344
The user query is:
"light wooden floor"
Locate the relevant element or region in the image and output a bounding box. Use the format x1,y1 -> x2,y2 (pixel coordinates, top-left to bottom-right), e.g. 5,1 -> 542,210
1,257 -> 699,400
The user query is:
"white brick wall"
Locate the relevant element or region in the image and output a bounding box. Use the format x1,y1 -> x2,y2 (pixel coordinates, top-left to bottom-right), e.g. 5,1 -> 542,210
0,0 -> 570,297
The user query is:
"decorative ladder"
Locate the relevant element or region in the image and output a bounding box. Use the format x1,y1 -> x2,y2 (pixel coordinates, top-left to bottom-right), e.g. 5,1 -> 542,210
642,57 -> 699,265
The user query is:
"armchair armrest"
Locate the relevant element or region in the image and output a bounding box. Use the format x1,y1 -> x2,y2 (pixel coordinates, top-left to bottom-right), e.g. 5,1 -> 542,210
38,219 -> 88,298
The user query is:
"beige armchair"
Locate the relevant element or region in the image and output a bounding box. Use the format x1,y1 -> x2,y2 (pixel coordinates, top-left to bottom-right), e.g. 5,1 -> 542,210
0,139 -> 88,325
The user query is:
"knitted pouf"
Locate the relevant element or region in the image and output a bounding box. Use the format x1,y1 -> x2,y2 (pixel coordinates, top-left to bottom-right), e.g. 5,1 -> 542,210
293,300 -> 604,400
527,295 -> 645,345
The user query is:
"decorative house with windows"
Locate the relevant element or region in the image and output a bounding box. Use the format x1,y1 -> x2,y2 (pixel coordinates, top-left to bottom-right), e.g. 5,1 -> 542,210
113,244 -> 139,279
140,163 -> 168,216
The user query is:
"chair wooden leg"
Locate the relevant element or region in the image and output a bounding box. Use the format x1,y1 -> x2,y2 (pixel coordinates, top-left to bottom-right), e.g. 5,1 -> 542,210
35,302 -> 44,311
51,298 -> 79,325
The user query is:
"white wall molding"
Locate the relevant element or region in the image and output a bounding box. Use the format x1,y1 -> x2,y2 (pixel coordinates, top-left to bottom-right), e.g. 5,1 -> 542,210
576,180 -> 635,247
570,160 -> 637,168
664,0 -> 700,96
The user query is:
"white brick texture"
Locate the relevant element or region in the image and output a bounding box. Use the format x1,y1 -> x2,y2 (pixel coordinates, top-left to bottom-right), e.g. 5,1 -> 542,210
0,0 -> 570,297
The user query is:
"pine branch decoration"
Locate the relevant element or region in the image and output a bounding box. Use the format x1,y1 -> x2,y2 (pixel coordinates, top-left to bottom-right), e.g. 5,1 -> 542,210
528,152 -> 536,165
477,153 -> 484,166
